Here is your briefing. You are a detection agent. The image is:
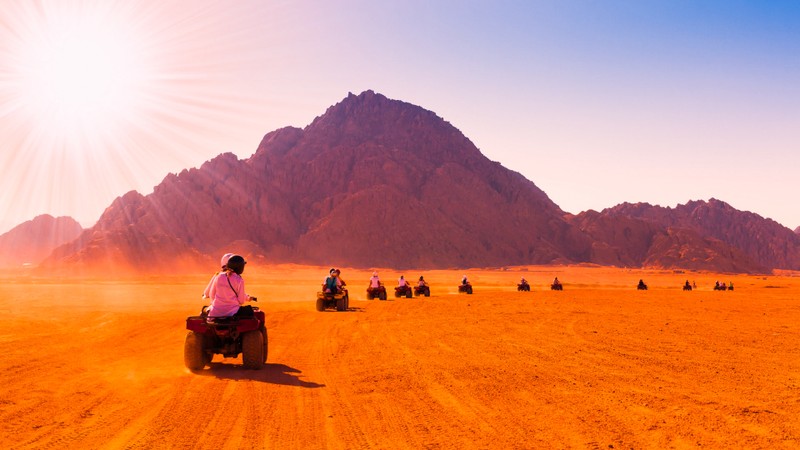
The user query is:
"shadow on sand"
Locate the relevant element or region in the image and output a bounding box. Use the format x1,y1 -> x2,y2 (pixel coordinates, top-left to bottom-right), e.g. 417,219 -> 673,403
198,363 -> 325,388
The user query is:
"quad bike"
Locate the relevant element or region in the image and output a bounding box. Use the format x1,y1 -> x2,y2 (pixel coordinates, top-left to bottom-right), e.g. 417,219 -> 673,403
517,282 -> 531,292
366,285 -> 387,300
316,288 -> 349,311
550,283 -> 563,291
184,300 -> 267,371
395,285 -> 413,298
683,285 -> 692,291
458,284 -> 473,294
414,285 -> 431,297
637,283 -> 648,291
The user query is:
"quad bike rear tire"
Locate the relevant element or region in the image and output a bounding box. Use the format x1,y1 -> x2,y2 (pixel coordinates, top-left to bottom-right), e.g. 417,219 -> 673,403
261,327 -> 269,363
406,289 -> 412,298
379,291 -> 387,301
184,331 -> 207,371
316,297 -> 325,312
242,330 -> 264,370
336,296 -> 346,311
344,294 -> 350,310
424,288 -> 430,297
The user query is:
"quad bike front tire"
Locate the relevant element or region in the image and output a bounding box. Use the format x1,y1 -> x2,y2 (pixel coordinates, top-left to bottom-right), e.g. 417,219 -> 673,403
242,330 -> 264,370
344,293 -> 350,310
316,297 -> 325,312
184,331 -> 207,371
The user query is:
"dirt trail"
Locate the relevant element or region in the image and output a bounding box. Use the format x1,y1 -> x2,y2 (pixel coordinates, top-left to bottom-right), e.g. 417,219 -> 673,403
1,268 -> 799,448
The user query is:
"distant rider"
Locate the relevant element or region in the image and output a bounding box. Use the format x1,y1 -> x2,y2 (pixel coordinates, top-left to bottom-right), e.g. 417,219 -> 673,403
324,268 -> 339,294
418,276 -> 428,287
335,268 -> 346,290
369,271 -> 382,289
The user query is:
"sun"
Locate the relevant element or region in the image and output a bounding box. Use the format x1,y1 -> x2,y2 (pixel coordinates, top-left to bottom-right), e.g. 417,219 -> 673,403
0,0 -> 271,233
14,5 -> 150,148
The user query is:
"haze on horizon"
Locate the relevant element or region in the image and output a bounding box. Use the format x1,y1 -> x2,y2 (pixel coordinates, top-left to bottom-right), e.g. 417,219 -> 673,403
1,0 -> 798,235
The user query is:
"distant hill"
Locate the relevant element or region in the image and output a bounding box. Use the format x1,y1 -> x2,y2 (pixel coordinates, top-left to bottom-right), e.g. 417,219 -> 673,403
31,91 -> 800,274
0,215 -> 83,268
570,199 -> 800,273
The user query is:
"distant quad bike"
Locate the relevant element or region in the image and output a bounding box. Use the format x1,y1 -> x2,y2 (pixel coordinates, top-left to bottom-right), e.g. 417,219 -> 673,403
458,284 -> 473,294
366,286 -> 388,300
184,301 -> 267,371
316,288 -> 349,312
550,283 -> 563,291
637,283 -> 648,291
395,285 -> 413,298
518,282 -> 531,292
683,285 -> 692,291
414,285 -> 431,297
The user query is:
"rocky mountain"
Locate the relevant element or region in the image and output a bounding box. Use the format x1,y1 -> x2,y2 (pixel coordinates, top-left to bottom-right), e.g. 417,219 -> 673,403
42,90 -> 592,272
570,199 -> 800,273
0,215 -> 83,268
34,91 -> 800,274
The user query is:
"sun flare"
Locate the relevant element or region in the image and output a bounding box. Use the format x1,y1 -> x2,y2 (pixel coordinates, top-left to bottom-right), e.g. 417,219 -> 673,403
15,6 -> 149,148
0,0 -> 267,233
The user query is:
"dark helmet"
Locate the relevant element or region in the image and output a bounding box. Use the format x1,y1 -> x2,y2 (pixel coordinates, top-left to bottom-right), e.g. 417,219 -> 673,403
419,276 -> 424,281
227,255 -> 246,274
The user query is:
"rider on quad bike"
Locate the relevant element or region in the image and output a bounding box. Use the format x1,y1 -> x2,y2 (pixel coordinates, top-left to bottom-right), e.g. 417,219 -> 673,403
414,275 -> 431,297
186,254 -> 267,371
317,268 -> 349,311
395,275 -> 413,298
366,271 -> 387,300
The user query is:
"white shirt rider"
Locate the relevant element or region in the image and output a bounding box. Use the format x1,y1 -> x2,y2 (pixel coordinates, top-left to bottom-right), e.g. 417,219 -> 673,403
369,275 -> 381,288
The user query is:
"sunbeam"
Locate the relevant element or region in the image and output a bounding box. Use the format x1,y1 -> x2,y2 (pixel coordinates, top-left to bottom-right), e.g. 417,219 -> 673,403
0,0 -> 272,232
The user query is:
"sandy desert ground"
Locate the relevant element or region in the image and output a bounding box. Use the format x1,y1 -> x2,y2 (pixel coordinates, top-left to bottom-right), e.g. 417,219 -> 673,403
1,265 -> 799,449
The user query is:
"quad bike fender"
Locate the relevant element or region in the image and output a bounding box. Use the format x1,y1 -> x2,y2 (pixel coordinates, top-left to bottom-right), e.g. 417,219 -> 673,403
186,316 -> 208,333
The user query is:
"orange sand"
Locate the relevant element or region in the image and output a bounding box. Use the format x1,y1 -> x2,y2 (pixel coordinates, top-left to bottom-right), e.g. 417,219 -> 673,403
1,265 -> 798,448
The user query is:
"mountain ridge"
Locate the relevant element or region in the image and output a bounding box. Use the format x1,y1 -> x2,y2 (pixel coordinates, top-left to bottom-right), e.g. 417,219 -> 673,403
4,90 -> 794,274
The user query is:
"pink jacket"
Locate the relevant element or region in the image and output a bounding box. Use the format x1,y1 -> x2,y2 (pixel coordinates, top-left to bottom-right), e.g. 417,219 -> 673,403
204,271 -> 248,317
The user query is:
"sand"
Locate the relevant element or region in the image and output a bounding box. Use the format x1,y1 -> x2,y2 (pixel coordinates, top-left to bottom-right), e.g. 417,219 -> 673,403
1,265 -> 798,449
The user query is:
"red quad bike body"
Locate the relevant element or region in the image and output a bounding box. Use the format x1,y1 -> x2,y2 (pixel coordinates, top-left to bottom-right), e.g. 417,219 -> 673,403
366,285 -> 387,300
413,285 -> 431,297
395,285 -> 413,298
184,306 -> 268,371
